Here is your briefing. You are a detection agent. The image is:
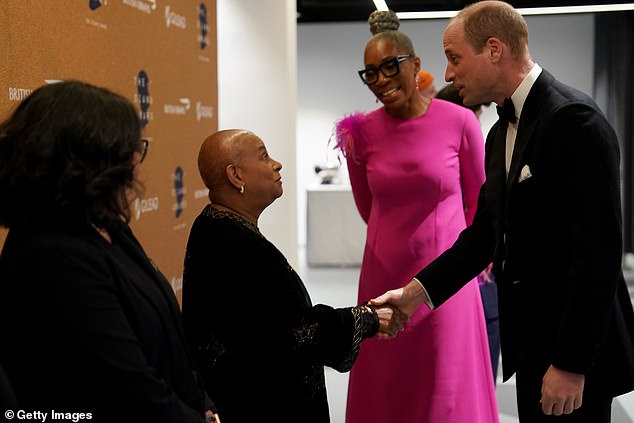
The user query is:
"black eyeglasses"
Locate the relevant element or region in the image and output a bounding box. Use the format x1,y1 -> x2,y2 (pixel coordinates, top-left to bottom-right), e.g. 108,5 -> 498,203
358,55 -> 411,85
139,139 -> 149,163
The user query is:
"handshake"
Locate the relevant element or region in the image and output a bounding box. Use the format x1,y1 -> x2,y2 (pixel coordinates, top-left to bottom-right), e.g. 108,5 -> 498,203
369,278 -> 426,340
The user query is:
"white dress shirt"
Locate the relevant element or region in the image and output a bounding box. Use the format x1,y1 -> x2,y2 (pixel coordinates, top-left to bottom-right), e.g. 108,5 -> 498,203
505,63 -> 543,176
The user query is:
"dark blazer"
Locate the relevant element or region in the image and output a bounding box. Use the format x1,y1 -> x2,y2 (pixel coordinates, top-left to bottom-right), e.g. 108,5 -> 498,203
0,223 -> 212,422
415,69 -> 634,397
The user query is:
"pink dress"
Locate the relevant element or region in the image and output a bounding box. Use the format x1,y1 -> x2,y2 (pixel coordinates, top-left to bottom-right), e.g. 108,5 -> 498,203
335,99 -> 499,423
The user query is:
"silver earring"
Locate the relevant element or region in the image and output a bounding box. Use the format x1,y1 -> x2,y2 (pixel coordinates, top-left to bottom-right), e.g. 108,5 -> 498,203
239,186 -> 245,195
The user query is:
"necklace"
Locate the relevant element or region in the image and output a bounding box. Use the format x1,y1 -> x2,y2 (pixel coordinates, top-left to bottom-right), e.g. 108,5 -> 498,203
203,204 -> 295,274
203,204 -> 261,237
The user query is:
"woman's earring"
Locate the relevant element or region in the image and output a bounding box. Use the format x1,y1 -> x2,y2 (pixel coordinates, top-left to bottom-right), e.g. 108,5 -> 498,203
239,186 -> 245,195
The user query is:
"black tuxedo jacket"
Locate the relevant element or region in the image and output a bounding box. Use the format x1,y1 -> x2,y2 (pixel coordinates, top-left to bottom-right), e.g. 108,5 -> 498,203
0,223 -> 212,422
415,69 -> 634,397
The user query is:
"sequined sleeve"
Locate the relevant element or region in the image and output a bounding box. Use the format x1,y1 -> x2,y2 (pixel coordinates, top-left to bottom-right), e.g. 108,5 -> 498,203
331,304 -> 379,372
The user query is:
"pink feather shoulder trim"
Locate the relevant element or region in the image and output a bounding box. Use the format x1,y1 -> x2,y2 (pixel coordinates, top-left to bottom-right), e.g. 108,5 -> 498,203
330,113 -> 365,160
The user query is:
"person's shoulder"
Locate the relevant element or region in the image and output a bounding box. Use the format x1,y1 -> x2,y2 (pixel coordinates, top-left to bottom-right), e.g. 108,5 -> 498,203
188,208 -> 258,247
535,70 -> 599,112
429,98 -> 479,125
533,72 -> 616,142
337,110 -> 372,131
530,77 -> 609,136
431,97 -> 459,108
551,82 -> 593,107
7,226 -> 101,258
431,97 -> 470,113
188,207 -> 221,240
334,111 -> 375,156
0,227 -> 111,293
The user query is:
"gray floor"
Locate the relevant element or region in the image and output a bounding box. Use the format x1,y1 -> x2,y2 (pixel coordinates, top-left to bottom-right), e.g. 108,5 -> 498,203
297,248 -> 634,423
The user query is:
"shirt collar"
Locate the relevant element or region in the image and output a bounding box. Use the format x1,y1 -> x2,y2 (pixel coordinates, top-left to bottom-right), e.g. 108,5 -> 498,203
510,63 -> 542,123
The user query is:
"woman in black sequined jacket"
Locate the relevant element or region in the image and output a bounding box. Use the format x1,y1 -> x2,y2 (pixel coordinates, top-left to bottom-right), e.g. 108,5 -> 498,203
182,129 -> 406,423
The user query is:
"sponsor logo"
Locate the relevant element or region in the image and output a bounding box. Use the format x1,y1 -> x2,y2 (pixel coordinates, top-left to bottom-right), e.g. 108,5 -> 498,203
163,98 -> 191,116
8,87 -> 32,102
134,196 -> 159,220
10,81 -> 66,101
123,0 -> 156,14
198,3 -> 208,49
86,0 -> 109,29
135,70 -> 153,128
172,166 -> 186,218
85,17 -> 108,29
165,5 -> 186,29
194,188 -> 209,199
89,0 -> 106,10
196,101 -> 213,121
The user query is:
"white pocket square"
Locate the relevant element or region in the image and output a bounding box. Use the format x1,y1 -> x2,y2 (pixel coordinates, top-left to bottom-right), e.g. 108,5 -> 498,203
518,164 -> 532,183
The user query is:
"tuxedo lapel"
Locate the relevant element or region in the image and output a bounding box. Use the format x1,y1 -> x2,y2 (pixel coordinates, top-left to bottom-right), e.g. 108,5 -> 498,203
506,70 -> 552,191
488,122 -> 508,205
506,120 -> 537,191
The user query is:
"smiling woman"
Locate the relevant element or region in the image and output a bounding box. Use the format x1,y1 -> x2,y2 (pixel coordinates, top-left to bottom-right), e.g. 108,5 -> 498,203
330,9 -> 498,423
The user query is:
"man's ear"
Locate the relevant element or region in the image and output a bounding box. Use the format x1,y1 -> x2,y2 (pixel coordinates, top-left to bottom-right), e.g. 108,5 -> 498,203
226,164 -> 244,190
486,37 -> 503,63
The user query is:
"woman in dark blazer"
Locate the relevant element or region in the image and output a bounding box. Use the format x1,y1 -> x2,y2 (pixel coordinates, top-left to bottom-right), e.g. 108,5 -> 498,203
372,2 -> 634,422
0,80 -> 217,422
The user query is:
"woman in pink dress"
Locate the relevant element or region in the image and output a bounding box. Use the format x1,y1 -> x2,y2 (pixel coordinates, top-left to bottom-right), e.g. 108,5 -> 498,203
333,11 -> 499,422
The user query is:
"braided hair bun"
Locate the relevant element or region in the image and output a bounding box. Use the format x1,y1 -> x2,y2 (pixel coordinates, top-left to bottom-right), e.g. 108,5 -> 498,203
368,10 -> 400,35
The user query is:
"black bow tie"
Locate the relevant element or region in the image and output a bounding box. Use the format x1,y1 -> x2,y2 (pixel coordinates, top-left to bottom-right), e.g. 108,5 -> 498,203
496,98 -> 517,124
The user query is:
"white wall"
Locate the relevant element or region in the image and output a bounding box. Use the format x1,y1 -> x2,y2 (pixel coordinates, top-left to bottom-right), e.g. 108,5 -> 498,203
217,0 -> 298,265
297,13 -> 595,246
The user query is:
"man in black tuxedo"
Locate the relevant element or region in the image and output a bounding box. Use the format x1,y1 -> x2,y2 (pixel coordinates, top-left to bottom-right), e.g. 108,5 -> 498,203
372,1 -> 634,421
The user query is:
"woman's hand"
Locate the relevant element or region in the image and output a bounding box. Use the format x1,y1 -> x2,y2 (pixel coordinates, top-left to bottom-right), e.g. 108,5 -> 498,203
374,304 -> 409,339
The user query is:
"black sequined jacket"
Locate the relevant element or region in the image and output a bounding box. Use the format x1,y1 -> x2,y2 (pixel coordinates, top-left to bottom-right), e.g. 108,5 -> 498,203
182,205 -> 378,423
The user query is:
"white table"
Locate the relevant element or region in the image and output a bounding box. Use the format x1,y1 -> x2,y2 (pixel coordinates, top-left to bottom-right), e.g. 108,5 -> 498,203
306,185 -> 366,267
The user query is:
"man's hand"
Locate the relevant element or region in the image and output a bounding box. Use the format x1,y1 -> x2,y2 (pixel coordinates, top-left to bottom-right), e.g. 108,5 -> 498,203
540,365 -> 584,416
374,304 -> 409,339
370,279 -> 428,319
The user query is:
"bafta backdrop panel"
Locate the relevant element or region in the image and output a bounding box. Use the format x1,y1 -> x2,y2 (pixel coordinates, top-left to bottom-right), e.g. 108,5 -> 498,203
0,0 -> 218,302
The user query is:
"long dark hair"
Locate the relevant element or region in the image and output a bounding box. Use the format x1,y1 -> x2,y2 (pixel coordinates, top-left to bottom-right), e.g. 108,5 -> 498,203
0,80 -> 143,232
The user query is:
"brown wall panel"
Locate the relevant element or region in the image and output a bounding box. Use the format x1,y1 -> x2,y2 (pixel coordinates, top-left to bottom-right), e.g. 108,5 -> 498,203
0,0 -> 217,302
